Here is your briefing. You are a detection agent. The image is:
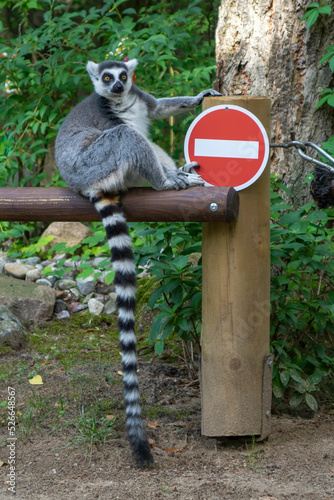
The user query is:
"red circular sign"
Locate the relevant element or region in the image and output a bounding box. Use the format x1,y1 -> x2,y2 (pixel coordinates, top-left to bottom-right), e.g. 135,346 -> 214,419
184,105 -> 269,190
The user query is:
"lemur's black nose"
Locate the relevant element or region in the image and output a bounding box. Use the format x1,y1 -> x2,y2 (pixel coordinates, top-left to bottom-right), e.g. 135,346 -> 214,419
112,82 -> 124,94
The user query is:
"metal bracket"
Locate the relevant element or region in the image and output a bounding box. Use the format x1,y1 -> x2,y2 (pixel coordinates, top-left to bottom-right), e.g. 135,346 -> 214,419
270,133 -> 334,172
258,353 -> 273,441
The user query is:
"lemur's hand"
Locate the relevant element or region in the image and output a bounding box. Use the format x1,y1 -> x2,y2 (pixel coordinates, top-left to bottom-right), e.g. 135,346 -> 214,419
196,89 -> 222,104
160,163 -> 204,190
179,161 -> 200,175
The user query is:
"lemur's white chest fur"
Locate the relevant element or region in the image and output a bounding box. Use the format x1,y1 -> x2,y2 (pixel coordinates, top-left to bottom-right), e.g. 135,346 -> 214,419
114,96 -> 150,137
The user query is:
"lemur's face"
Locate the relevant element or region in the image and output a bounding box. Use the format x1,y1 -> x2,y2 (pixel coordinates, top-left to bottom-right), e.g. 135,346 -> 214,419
86,59 -> 138,99
100,67 -> 129,95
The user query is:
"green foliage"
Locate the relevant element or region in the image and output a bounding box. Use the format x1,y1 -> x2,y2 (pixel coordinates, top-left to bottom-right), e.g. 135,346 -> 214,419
0,0 -> 218,251
131,222 -> 202,363
301,1 -> 332,28
128,176 -> 334,411
270,176 -> 334,411
316,87 -> 334,108
71,406 -> 116,447
0,0 -> 217,190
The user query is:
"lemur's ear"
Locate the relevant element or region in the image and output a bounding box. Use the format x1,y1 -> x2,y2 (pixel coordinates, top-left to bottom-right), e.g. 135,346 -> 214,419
86,61 -> 99,81
126,59 -> 138,74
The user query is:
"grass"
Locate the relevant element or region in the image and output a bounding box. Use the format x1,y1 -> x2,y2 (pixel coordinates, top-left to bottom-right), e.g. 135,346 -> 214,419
0,310 -> 128,448
244,436 -> 265,473
0,277 -> 190,454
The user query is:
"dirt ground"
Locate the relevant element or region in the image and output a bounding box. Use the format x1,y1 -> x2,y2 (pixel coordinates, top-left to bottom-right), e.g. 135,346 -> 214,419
1,353 -> 333,500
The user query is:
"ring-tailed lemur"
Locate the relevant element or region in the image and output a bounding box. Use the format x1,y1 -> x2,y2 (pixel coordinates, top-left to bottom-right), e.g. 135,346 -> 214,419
55,58 -> 221,466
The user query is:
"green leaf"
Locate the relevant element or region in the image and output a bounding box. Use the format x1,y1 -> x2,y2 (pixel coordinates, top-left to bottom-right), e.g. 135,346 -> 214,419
288,368 -> 304,384
307,370 -> 323,386
154,340 -> 164,356
319,5 -> 331,15
279,211 -> 302,225
105,270 -> 115,286
279,370 -> 290,387
327,94 -> 334,106
306,10 -> 319,28
171,255 -> 189,270
289,392 -> 303,409
305,393 -> 318,412
177,317 -> 189,331
272,383 -> 284,399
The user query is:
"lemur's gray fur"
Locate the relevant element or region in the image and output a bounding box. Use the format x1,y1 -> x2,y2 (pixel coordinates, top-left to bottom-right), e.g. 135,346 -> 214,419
55,58 -> 220,466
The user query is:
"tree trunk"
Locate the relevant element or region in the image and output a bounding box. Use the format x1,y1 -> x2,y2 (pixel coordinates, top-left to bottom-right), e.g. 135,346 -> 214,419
215,0 -> 334,206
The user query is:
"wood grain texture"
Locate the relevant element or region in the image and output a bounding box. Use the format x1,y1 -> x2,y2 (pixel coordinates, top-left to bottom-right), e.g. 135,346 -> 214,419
201,96 -> 271,438
0,186 -> 239,223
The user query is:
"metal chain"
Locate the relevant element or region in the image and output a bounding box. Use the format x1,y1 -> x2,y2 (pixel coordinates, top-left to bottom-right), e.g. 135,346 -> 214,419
270,132 -> 334,172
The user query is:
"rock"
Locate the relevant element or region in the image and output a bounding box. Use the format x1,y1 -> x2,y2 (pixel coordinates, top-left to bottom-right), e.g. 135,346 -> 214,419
63,269 -> 77,279
55,299 -> 68,313
137,267 -> 150,279
103,298 -> 117,315
88,298 -> 104,315
57,279 -> 77,290
0,256 -> 8,274
44,275 -> 58,286
0,275 -> 56,329
38,222 -> 94,253
76,276 -> 95,296
25,269 -> 42,282
4,263 -> 36,280
104,292 -> 117,314
0,305 -> 26,348
71,303 -> 87,313
69,288 -> 81,299
35,278 -> 53,287
53,253 -> 67,262
40,258 -> 57,268
82,292 -> 95,304
22,257 -> 41,266
56,310 -> 70,320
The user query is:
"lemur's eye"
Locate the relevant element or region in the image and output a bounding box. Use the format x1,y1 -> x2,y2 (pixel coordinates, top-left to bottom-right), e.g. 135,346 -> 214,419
104,76 -> 110,82
122,75 -> 127,80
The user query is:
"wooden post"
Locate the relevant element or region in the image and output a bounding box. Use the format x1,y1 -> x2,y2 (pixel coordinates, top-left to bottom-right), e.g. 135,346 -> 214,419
201,96 -> 272,439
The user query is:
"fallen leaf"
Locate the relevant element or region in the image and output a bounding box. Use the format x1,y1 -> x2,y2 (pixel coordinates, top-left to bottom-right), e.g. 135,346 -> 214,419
117,370 -> 123,376
165,448 -> 182,453
55,402 -> 67,409
166,421 -> 187,427
147,421 -> 160,429
0,460 -> 7,467
28,375 -> 43,385
106,414 -> 116,421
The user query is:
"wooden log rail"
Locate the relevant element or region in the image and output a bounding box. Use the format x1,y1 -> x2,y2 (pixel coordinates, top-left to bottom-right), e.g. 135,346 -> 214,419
0,186 -> 239,223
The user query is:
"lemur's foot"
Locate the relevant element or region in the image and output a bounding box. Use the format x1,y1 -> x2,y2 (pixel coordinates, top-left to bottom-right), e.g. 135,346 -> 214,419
179,161 -> 200,175
174,163 -> 204,189
160,165 -> 204,190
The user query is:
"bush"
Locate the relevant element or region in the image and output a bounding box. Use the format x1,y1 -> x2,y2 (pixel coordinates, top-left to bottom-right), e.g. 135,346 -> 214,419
270,176 -> 334,411
141,176 -> 334,410
0,0 -> 217,188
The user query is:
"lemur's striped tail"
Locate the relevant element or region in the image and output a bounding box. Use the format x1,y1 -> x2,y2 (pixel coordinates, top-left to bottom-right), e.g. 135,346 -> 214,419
91,193 -> 153,466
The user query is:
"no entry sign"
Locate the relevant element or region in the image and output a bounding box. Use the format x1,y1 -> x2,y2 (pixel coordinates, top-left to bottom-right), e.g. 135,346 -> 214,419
184,105 -> 269,190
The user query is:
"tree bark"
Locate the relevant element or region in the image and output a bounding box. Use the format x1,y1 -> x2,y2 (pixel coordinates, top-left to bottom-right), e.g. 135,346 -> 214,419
215,0 -> 334,205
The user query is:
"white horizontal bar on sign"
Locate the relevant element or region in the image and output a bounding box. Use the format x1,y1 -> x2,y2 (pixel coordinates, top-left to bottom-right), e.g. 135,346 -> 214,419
194,138 -> 259,159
